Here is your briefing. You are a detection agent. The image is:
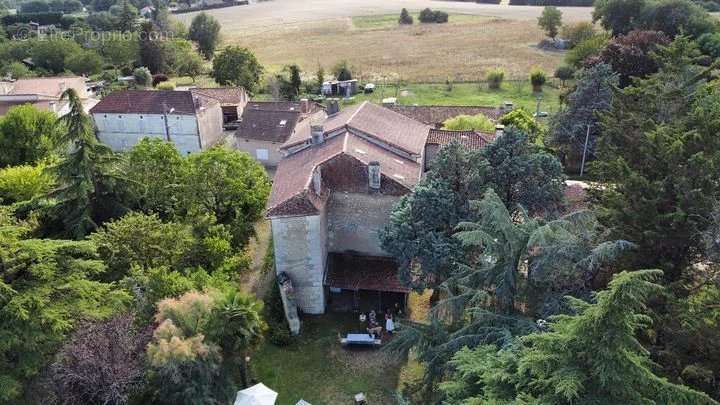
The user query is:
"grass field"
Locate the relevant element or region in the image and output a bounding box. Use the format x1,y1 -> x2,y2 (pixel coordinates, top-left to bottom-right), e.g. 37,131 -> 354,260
341,81 -> 563,112
251,314 -> 404,405
225,12 -> 565,82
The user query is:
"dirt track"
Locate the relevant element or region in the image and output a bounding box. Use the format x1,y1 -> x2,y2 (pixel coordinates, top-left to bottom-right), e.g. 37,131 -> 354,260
176,0 -> 593,32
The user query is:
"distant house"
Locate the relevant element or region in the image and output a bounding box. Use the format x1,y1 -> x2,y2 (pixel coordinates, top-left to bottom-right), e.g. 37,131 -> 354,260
321,80 -> 358,97
387,104 -> 504,128
90,90 -> 223,155
233,99 -> 322,167
189,87 -> 248,128
0,76 -> 99,116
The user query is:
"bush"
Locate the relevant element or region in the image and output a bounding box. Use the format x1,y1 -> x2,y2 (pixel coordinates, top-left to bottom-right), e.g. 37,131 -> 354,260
565,34 -> 608,67
529,67 -> 547,92
442,113 -> 495,132
486,68 -> 505,90
133,67 -> 152,87
554,65 -> 575,86
152,73 -> 169,87
0,163 -> 55,204
265,279 -> 295,347
419,8 -> 448,23
433,10 -> 449,23
562,22 -> 596,48
156,81 -> 176,90
698,32 -> 720,58
399,8 -> 413,25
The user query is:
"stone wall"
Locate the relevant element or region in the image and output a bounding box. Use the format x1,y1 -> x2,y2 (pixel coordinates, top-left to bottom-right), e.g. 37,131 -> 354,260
271,213 -> 327,314
234,137 -> 284,167
326,192 -> 400,256
197,104 -> 224,148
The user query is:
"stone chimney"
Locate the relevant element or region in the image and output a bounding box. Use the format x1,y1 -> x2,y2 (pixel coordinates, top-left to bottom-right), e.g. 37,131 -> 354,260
300,98 -> 311,114
368,161 -> 381,190
495,124 -> 505,138
326,98 -> 340,115
311,122 -> 325,145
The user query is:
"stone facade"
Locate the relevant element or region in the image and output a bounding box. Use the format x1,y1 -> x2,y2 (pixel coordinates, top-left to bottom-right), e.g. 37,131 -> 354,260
270,213 -> 327,314
234,137 -> 285,167
326,192 -> 399,256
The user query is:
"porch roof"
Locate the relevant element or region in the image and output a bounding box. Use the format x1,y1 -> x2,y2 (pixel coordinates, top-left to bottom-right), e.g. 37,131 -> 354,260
325,252 -> 411,294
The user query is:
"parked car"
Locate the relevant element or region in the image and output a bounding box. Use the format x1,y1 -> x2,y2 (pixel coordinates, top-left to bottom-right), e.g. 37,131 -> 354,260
364,83 -> 375,94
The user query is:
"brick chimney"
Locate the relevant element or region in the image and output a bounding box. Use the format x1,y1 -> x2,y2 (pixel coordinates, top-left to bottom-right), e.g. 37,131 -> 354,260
368,161 -> 381,190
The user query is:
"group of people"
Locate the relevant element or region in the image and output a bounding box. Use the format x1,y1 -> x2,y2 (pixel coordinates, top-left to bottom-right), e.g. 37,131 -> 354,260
365,309 -> 395,339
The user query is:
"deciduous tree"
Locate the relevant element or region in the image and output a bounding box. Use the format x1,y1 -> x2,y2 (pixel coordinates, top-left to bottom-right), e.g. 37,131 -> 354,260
188,12 -> 221,59
210,46 -> 263,92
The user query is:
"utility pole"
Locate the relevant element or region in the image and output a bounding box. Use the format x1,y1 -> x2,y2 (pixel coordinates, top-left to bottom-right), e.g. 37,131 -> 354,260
580,124 -> 591,177
162,102 -> 174,142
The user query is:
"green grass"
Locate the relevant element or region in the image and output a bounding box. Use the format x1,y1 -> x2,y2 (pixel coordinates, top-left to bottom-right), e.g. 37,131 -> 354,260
341,81 -> 563,113
351,12 -> 484,29
251,313 -> 403,405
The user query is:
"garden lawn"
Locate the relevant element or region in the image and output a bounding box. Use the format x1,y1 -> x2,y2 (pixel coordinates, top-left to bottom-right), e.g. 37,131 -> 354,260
251,313 -> 404,405
343,81 -> 563,113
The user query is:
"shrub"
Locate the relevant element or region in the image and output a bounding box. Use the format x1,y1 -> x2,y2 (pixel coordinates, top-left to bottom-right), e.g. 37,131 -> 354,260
561,21 -> 596,48
152,73 -> 169,87
156,81 -> 176,90
554,65 -> 575,86
399,8 -> 413,25
265,279 -> 295,347
0,163 -> 54,204
433,10 -> 449,23
565,34 -> 608,67
529,67 -> 547,92
486,68 -> 505,90
133,67 -> 152,87
442,113 -> 495,132
419,8 -> 435,23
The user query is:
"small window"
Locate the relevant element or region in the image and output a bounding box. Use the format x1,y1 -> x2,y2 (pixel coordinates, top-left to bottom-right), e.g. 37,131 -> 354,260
140,115 -> 143,119
256,149 -> 269,161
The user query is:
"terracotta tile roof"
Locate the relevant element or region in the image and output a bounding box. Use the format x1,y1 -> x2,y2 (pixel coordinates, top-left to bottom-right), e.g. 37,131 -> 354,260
325,252 -> 410,293
189,87 -> 246,105
427,129 -> 495,150
387,105 -> 503,127
90,90 -> 216,115
2,76 -> 89,99
245,101 -> 322,114
235,109 -> 301,143
284,101 -> 431,156
267,131 -> 423,217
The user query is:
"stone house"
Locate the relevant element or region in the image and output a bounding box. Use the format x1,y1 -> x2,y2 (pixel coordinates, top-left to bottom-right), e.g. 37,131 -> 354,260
233,99 -> 323,167
267,101 -> 433,314
0,76 -> 99,116
90,90 -> 224,155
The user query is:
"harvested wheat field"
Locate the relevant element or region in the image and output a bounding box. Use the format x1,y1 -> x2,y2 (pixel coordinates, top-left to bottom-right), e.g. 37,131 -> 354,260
221,14 -> 564,81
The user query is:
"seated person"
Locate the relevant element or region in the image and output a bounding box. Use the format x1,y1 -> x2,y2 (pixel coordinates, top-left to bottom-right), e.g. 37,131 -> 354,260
367,318 -> 383,339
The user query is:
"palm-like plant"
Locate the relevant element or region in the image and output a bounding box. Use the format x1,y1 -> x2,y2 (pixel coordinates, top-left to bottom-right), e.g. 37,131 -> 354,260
48,89 -> 128,238
205,290 -> 266,388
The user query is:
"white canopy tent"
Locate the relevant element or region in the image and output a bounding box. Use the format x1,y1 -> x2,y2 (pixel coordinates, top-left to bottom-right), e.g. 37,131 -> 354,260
233,383 -> 278,405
